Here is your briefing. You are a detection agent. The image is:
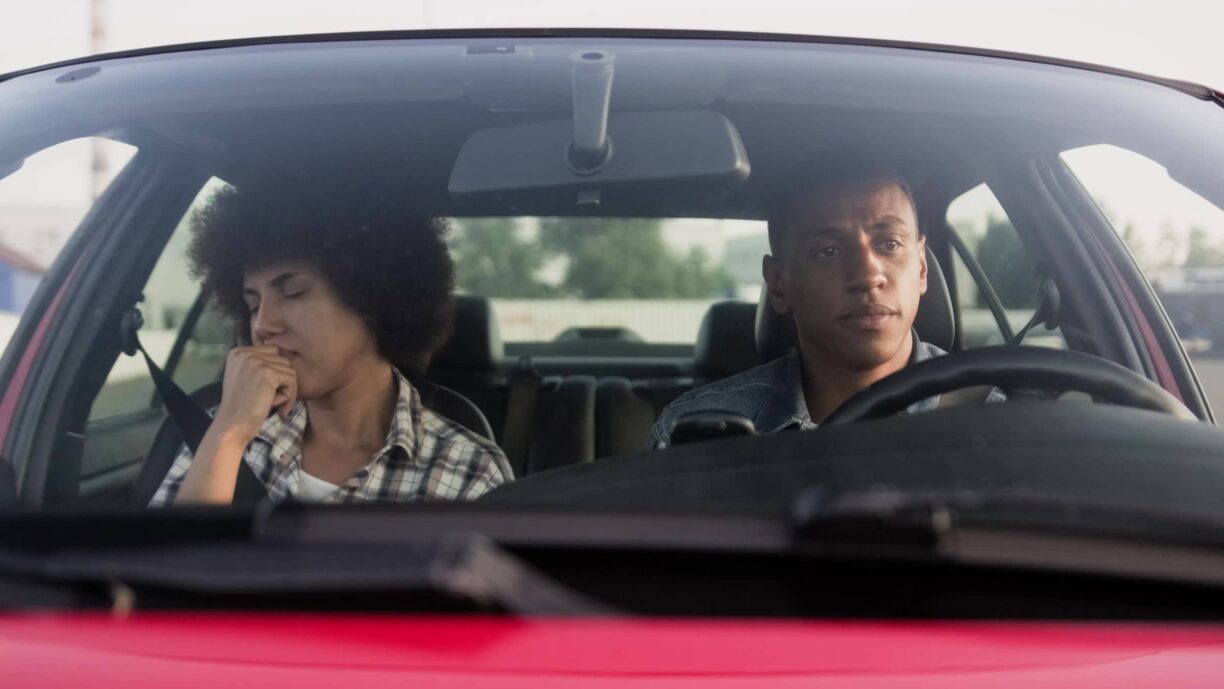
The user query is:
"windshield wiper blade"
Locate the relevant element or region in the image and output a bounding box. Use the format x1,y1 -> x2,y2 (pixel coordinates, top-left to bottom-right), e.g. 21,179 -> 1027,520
794,486 -> 1224,547
795,487 -> 1224,547
790,486 -> 948,551
0,533 -> 614,615
791,486 -> 1224,587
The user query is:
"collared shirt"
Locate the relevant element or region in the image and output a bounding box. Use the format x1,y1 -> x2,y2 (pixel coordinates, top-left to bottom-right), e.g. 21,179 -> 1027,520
150,369 -> 512,506
648,334 -> 1002,448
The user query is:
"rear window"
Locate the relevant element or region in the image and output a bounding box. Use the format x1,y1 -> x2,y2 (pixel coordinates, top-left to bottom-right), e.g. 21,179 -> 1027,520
449,216 -> 766,344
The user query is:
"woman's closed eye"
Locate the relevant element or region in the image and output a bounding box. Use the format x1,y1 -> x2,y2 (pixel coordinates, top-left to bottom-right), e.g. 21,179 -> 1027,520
281,283 -> 311,299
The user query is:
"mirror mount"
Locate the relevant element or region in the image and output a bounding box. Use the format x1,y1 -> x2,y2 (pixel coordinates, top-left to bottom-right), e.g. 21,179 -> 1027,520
567,51 -> 615,175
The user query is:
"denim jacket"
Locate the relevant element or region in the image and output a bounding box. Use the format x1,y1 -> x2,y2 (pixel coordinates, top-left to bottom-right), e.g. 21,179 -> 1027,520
648,334 -> 992,449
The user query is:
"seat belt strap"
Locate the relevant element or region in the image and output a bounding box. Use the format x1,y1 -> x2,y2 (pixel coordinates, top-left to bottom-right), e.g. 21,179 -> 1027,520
121,308 -> 268,501
500,356 -> 540,477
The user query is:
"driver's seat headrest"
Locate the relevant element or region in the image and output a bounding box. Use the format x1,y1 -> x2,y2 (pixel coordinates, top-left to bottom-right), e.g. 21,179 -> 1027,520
429,295 -> 504,373
755,244 -> 955,362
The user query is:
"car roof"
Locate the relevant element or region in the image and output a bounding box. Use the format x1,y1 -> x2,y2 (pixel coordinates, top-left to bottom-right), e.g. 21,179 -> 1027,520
2,27 -> 1220,100
2,28 -> 1221,222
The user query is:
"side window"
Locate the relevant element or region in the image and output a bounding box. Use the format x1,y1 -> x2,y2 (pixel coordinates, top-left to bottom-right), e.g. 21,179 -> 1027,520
79,179 -> 232,500
0,137 -> 137,356
946,184 -> 1066,349
169,304 -> 231,396
1062,144 -> 1224,354
88,178 -> 232,423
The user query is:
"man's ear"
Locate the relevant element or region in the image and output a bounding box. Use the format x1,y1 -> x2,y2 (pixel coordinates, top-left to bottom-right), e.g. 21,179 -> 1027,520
917,234 -> 928,296
762,253 -> 791,315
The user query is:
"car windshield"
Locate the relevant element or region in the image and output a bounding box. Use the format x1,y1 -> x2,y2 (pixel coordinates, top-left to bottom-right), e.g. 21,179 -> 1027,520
2,34 -> 1224,534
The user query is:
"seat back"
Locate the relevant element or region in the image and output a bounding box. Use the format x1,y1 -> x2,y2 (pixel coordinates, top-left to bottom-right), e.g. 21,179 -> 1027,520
518,375 -> 597,475
594,300 -> 758,459
694,300 -> 758,385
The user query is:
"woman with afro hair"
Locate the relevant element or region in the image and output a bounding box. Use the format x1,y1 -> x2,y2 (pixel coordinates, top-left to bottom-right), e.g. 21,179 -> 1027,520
150,182 -> 512,506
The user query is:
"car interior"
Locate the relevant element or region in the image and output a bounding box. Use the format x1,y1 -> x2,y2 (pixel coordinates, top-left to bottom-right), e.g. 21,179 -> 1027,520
4,37 -> 1222,509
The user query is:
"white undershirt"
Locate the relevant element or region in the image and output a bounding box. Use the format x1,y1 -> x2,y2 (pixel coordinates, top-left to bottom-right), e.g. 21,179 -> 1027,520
295,469 -> 341,502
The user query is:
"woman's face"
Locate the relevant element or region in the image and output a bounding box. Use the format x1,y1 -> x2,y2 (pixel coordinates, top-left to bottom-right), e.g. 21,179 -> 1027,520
241,260 -> 383,400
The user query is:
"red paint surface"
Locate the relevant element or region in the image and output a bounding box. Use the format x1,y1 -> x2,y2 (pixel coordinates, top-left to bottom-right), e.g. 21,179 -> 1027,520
1098,239 -> 1182,401
3,614 -> 1224,687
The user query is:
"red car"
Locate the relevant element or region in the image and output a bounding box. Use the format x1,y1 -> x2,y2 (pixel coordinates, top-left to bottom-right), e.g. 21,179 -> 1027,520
2,28 -> 1224,686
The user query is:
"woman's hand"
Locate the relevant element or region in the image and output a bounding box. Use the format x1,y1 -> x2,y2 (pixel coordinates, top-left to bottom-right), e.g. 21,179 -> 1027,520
212,345 -> 299,443
174,346 -> 297,505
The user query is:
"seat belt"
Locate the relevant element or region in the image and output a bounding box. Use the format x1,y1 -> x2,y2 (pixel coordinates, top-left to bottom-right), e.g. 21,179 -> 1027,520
500,356 -> 540,477
120,308 -> 268,502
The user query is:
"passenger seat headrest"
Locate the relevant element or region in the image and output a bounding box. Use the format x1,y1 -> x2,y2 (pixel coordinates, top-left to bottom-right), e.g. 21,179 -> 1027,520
430,295 -> 503,373
754,244 -> 956,362
695,301 -> 758,380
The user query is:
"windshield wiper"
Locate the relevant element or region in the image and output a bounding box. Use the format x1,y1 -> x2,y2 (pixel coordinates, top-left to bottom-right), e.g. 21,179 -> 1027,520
791,486 -> 1224,587
0,532 -> 613,615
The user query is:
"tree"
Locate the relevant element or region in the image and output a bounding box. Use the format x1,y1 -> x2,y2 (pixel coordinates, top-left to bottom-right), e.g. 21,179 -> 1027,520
975,215 -> 1040,309
1182,226 -> 1224,268
451,216 -> 736,300
449,218 -> 554,298
538,217 -> 735,299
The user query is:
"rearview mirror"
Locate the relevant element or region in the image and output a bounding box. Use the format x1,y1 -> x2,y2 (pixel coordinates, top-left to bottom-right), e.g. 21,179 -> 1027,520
448,109 -> 750,208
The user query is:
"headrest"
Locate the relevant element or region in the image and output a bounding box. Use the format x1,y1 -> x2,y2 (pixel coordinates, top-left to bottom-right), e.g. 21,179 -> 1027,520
914,245 -> 955,352
755,244 -> 956,362
430,295 -> 503,373
695,301 -> 758,379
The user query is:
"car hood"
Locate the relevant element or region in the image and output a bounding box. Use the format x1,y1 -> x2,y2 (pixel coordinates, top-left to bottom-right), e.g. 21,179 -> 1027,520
4,614 -> 1224,687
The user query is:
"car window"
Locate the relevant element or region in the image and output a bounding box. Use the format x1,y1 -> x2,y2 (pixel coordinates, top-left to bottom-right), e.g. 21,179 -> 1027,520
946,184 -> 1067,348
2,36 -> 1223,519
78,178 -> 230,500
1062,144 -> 1224,353
88,178 -> 231,422
449,217 -> 766,347
0,137 -> 136,356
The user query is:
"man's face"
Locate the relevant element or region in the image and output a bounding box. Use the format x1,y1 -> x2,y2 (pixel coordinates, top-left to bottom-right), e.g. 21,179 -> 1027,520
764,180 -> 927,372
243,260 -> 382,400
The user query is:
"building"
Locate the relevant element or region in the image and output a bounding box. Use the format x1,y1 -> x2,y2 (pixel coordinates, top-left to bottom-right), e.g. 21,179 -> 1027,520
0,243 -> 45,313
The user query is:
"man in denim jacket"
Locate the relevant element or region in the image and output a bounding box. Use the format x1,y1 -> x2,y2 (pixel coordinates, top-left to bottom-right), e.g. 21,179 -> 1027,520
650,162 -> 994,448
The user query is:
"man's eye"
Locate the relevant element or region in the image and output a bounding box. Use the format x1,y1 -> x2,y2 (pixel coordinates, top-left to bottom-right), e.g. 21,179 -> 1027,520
247,304 -> 260,314
811,246 -> 839,260
879,240 -> 903,252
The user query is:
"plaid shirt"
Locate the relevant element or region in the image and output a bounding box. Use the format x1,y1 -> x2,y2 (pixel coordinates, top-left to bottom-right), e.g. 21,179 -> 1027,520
150,369 -> 512,506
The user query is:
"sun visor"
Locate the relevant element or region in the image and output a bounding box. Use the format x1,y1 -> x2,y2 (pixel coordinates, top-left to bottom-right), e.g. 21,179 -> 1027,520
448,109 -> 750,209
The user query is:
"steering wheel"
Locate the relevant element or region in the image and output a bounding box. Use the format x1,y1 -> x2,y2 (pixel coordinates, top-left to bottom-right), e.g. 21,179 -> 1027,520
822,345 -> 1195,426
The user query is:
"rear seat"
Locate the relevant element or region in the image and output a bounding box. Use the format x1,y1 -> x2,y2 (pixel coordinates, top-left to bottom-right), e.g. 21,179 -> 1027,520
594,300 -> 758,458
429,296 -> 596,477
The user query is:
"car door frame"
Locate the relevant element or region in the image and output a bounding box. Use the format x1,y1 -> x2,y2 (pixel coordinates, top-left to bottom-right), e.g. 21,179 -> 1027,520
0,143 -> 213,506
984,155 -> 1212,421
